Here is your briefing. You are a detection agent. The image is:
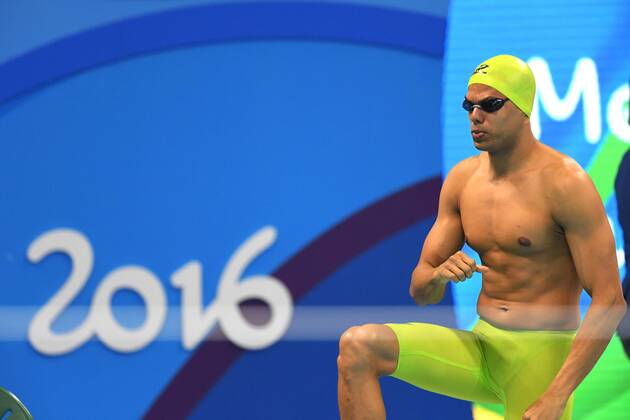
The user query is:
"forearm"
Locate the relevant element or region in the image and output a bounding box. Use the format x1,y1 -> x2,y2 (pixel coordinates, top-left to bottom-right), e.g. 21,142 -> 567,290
546,295 -> 627,399
409,262 -> 447,306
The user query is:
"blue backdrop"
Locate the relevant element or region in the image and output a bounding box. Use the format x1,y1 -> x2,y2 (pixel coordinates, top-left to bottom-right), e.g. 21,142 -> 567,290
0,1 -> 460,419
5,1 -> 628,419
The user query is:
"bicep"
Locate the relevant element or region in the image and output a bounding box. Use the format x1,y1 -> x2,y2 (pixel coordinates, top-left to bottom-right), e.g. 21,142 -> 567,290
553,172 -> 620,297
419,211 -> 465,269
416,170 -> 465,269
564,217 -> 618,297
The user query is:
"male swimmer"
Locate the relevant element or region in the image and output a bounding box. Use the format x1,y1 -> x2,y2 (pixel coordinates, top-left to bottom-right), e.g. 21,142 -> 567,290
337,55 -> 627,420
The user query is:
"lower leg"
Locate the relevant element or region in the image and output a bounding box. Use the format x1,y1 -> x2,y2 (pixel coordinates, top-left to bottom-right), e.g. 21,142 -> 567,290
337,325 -> 399,420
338,355 -> 386,420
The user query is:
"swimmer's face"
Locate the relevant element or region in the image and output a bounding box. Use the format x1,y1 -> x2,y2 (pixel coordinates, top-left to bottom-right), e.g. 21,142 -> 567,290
465,84 -> 527,152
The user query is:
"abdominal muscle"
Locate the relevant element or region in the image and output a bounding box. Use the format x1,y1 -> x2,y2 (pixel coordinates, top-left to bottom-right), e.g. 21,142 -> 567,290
477,294 -> 581,331
475,257 -> 583,331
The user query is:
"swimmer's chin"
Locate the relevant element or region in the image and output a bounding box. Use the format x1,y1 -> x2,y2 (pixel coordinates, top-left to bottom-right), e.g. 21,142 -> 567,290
472,139 -> 489,150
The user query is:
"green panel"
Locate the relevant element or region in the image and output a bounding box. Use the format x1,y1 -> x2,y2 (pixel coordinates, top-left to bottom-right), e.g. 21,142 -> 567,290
586,133 -> 630,202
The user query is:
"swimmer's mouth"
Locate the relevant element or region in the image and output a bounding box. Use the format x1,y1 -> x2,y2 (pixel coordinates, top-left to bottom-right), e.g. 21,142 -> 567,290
472,130 -> 486,140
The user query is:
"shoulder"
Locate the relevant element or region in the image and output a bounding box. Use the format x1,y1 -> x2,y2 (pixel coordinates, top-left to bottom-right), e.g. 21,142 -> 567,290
438,155 -> 481,210
445,155 -> 480,184
540,152 -> 592,199
539,149 -> 603,227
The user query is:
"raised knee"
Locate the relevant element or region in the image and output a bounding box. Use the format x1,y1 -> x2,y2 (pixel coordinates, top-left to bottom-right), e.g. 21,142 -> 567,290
338,324 -> 382,372
339,325 -> 371,354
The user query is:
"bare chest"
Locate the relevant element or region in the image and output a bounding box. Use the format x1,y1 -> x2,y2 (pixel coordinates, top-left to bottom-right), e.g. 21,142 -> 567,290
459,174 -> 563,256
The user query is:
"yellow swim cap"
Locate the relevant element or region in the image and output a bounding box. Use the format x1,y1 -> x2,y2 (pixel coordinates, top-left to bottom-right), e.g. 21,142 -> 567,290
468,55 -> 536,117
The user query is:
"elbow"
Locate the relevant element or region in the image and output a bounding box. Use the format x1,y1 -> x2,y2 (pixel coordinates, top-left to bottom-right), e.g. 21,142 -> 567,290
611,290 -> 627,317
618,295 -> 628,317
408,279 -> 421,304
409,270 -> 430,306
410,291 -> 430,307
408,268 -> 418,297
409,285 -> 428,306
591,287 -> 626,309
601,292 -> 628,321
615,297 -> 627,326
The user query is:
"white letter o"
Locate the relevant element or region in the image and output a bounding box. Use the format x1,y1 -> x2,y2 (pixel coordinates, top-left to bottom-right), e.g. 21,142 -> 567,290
93,266 -> 167,353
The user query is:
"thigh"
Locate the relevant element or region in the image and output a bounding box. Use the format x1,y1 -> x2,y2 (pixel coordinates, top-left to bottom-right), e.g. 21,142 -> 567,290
500,339 -> 574,420
384,322 -> 501,403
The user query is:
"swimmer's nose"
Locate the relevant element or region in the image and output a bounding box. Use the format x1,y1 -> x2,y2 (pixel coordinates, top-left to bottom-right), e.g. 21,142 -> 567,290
469,107 -> 485,124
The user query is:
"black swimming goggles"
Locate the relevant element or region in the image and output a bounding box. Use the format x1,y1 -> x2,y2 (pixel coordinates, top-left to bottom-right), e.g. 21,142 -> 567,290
462,97 -> 509,113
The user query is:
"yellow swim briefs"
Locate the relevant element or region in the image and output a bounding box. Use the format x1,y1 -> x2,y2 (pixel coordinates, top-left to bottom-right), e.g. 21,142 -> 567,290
384,318 -> 577,420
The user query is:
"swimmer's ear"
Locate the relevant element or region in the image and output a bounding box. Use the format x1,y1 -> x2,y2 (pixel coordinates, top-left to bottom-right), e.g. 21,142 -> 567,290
476,265 -> 490,273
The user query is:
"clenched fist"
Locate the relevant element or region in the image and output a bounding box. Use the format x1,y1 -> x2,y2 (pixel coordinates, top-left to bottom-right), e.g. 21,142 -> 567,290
433,251 -> 489,284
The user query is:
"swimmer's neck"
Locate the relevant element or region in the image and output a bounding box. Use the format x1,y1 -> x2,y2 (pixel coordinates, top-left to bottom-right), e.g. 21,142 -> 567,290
485,129 -> 538,178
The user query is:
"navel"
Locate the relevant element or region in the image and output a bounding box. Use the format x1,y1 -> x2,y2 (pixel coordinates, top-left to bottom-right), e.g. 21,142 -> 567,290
517,236 -> 532,247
